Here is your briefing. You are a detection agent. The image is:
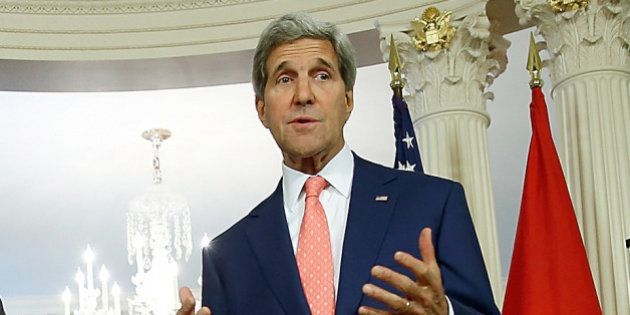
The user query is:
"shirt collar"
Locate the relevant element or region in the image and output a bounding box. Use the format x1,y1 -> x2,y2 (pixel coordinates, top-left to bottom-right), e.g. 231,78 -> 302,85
282,144 -> 354,212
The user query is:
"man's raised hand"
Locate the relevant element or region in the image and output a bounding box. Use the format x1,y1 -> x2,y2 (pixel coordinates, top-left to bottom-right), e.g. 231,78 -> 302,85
358,228 -> 448,315
176,287 -> 211,315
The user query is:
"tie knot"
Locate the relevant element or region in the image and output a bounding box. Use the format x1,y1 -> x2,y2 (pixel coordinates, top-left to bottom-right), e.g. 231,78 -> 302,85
305,176 -> 328,198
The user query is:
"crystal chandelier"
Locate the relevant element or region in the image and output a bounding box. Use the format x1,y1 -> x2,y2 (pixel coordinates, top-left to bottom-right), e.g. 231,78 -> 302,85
126,129 -> 192,315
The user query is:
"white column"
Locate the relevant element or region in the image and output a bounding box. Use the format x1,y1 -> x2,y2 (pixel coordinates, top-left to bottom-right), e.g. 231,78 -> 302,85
378,9 -> 509,305
515,1 -> 630,314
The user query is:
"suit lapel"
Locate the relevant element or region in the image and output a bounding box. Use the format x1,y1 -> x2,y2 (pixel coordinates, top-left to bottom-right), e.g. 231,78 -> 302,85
245,181 -> 310,315
336,155 -> 398,314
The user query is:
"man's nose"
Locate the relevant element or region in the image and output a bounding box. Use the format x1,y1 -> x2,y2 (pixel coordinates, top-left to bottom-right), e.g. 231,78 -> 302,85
294,77 -> 314,106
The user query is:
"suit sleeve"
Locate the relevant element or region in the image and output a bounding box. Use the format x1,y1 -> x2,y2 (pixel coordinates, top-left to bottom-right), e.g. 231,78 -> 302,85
436,182 -> 500,315
201,246 -> 228,315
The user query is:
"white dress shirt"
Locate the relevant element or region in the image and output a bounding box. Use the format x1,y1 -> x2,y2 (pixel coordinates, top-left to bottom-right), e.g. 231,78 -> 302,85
282,143 -> 354,296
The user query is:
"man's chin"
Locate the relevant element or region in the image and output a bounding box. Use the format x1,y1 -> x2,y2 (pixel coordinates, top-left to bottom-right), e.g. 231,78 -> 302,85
281,138 -> 344,160
281,143 -> 327,160
286,148 -> 321,159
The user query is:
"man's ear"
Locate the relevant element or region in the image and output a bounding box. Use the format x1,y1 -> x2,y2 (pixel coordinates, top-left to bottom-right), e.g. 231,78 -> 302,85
344,89 -> 354,117
256,96 -> 269,128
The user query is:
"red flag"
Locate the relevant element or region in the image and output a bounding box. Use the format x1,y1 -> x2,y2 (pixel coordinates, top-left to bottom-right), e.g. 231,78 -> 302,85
502,87 -> 601,315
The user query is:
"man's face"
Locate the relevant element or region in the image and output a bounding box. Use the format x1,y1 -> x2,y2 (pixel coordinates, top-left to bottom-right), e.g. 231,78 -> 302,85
256,38 -> 353,164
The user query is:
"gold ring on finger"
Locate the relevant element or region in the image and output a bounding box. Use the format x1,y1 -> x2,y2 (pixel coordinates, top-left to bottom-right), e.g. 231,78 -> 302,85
400,299 -> 413,313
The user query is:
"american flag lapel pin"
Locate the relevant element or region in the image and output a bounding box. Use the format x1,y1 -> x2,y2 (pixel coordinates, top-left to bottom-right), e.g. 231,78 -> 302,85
375,195 -> 388,202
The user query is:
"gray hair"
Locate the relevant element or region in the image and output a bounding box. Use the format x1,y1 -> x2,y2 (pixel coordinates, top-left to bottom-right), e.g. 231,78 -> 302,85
252,12 -> 357,99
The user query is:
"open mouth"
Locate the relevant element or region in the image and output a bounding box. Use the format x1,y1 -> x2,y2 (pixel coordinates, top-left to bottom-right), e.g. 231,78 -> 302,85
290,116 -> 318,124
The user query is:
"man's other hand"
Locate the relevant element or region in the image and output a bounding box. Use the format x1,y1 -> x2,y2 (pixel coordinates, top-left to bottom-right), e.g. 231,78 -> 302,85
176,287 -> 212,315
358,228 -> 448,315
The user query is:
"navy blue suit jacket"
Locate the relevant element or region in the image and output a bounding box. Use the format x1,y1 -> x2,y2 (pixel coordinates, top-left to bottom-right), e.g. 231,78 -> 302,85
202,154 -> 499,314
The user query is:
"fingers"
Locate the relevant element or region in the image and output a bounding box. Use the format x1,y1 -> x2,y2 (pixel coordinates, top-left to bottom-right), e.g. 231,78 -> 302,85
357,305 -> 391,315
177,287 -> 196,315
361,279 -> 445,314
389,228 -> 441,291
418,228 -> 435,265
178,287 -> 213,315
369,263 -> 441,309
359,227 -> 448,314
370,265 -> 423,301
362,283 -> 420,314
394,251 -> 441,291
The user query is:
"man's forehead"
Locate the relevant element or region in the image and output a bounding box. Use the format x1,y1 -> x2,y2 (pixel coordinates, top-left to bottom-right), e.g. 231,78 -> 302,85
266,38 -> 338,69
273,58 -> 335,73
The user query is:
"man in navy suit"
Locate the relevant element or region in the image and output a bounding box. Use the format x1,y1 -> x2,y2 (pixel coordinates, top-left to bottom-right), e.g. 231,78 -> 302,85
178,12 -> 498,315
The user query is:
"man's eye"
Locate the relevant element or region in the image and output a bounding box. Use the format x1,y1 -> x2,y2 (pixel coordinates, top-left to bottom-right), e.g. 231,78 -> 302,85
278,76 -> 291,84
315,73 -> 329,80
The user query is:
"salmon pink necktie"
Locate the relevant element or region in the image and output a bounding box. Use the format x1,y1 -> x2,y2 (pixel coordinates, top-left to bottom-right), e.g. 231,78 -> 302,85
296,176 -> 335,315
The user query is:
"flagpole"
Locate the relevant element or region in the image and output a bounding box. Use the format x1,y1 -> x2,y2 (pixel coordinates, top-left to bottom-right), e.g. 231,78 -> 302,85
526,32 -> 543,89
388,34 -> 404,97
388,34 -> 424,174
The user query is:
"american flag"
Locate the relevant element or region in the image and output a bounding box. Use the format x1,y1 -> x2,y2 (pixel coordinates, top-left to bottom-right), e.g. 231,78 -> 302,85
392,94 -> 423,173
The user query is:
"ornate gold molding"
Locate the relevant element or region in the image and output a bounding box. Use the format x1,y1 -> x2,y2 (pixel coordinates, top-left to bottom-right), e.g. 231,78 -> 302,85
381,10 -> 509,112
515,0 -> 629,83
548,0 -> 589,13
410,7 -> 455,52
0,0 -> 262,15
